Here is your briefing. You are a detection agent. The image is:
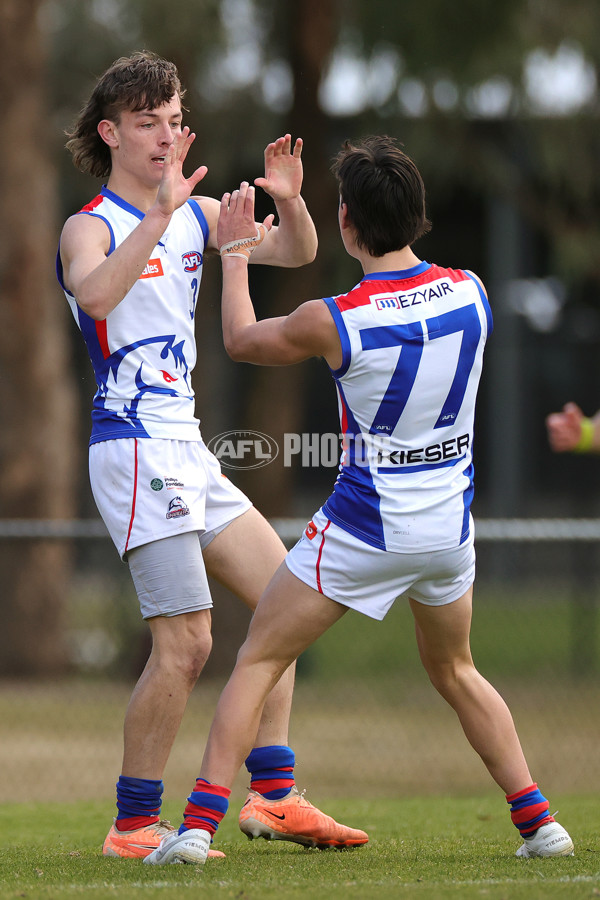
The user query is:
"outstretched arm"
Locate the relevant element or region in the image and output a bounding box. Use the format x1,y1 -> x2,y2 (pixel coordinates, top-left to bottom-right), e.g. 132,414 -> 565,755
61,128 -> 207,320
218,182 -> 339,366
546,402 -> 600,453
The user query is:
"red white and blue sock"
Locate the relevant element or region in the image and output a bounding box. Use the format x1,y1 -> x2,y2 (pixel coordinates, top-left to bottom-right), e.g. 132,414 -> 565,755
506,783 -> 555,837
115,775 -> 163,832
178,778 -> 231,836
245,745 -> 296,800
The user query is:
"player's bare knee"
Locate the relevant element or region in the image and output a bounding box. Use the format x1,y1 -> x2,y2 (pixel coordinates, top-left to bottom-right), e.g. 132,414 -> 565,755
180,648 -> 211,685
422,656 -> 471,700
153,635 -> 211,688
175,628 -> 213,683
149,611 -> 212,682
235,640 -> 287,688
237,634 -> 288,670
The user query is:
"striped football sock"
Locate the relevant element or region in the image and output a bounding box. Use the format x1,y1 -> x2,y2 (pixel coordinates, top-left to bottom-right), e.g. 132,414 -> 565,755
506,783 -> 555,837
115,775 -> 163,832
179,778 -> 231,837
245,745 -> 296,800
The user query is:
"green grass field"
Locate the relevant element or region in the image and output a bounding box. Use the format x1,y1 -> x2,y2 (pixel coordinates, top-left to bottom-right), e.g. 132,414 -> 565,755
2,581 -> 599,897
0,795 -> 597,899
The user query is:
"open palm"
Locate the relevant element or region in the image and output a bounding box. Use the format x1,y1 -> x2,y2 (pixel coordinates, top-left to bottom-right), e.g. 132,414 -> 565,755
254,134 -> 304,202
156,127 -> 207,216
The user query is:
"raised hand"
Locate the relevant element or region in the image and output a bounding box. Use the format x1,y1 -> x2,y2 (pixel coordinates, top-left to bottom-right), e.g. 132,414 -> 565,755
218,182 -> 274,260
545,402 -> 585,452
155,126 -> 208,217
254,134 -> 304,202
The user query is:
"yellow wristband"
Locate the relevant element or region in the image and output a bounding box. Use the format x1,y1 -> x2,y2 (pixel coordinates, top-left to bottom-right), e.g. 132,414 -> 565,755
574,417 -> 594,453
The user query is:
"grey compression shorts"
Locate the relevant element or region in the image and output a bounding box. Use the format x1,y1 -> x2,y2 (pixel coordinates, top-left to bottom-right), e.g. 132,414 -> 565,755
127,522 -> 230,619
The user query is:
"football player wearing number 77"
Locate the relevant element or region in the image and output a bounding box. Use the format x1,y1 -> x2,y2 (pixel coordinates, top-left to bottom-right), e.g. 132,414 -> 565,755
146,136 -> 574,865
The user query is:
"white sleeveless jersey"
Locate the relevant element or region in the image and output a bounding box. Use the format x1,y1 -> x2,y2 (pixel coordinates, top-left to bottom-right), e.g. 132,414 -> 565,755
57,186 -> 209,444
322,261 -> 492,553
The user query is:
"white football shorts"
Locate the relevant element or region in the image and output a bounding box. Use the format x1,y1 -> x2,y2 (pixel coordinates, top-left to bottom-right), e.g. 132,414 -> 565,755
285,508 -> 476,620
89,437 -> 252,559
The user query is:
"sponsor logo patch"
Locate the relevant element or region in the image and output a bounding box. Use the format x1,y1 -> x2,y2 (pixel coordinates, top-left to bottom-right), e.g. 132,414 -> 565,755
305,521 -> 318,540
370,281 -> 455,311
140,258 -> 164,279
150,478 -> 164,491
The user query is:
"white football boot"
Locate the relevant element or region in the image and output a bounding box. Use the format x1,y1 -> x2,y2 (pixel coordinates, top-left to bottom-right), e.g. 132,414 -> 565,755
143,827 -> 211,865
516,822 -> 574,858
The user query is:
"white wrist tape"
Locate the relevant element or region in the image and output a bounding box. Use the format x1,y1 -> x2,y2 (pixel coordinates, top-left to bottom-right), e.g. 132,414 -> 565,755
219,225 -> 266,260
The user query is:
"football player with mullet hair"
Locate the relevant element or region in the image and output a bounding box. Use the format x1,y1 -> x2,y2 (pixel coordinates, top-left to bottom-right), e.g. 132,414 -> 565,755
58,50 -> 367,860
144,136 -> 574,865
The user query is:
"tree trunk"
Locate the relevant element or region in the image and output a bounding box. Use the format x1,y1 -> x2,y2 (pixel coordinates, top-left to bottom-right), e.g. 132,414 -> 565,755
234,0 -> 340,518
0,0 -> 78,675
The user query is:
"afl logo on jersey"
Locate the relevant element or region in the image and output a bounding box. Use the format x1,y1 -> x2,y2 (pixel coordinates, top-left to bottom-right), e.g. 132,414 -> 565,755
182,250 -> 203,272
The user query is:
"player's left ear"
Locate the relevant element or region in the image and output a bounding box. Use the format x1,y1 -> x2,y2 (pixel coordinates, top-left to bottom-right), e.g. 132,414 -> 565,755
97,119 -> 119,148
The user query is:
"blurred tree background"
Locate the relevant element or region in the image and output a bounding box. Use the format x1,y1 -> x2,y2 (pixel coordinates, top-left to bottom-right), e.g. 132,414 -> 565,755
1,0 -> 600,682
2,0 -> 600,805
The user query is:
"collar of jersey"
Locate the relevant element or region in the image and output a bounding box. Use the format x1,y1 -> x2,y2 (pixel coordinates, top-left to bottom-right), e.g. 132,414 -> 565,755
363,261 -> 431,281
100,185 -> 146,221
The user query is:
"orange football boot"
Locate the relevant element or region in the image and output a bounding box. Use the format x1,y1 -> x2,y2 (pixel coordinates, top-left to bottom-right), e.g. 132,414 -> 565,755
103,819 -> 225,859
239,787 -> 368,849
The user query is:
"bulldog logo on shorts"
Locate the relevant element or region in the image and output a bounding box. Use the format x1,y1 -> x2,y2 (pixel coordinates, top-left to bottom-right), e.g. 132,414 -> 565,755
166,496 -> 190,519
